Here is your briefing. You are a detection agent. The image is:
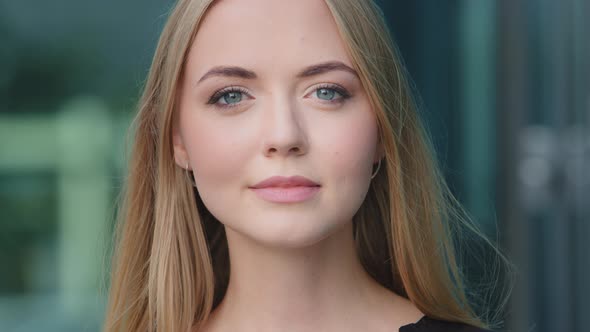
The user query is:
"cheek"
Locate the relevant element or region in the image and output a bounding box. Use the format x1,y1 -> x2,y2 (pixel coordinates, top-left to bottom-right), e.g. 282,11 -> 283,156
307,108 -> 378,213
178,111 -> 255,189
317,111 -> 379,179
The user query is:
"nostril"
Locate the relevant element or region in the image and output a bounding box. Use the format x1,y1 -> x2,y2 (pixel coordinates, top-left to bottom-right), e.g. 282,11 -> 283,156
265,144 -> 305,156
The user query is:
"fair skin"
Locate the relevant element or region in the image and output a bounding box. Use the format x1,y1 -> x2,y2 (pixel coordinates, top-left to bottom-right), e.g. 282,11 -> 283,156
173,0 -> 424,331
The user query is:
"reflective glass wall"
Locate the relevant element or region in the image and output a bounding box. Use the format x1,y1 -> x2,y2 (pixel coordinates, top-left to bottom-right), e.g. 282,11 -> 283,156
1,1 -> 588,331
383,1 -> 589,331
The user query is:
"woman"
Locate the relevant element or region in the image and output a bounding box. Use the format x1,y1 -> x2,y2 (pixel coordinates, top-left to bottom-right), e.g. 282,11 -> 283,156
103,0 -> 509,331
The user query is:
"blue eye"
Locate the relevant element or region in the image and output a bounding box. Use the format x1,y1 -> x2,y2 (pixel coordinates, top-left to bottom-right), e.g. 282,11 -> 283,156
312,85 -> 350,102
316,88 -> 338,100
208,87 -> 250,108
220,91 -> 243,104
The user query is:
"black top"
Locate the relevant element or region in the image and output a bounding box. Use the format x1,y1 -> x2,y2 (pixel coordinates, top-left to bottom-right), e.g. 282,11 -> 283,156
399,316 -> 492,332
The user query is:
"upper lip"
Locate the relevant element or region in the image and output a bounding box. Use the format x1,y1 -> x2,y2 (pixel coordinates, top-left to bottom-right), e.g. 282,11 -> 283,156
250,175 -> 320,189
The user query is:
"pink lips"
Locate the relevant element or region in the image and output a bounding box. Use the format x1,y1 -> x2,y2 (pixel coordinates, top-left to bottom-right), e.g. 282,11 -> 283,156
249,175 -> 321,203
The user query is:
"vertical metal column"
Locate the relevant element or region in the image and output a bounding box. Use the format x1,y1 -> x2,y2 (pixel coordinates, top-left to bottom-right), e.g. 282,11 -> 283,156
497,1 -> 531,331
571,0 -> 590,329
56,97 -> 112,321
459,0 -> 497,234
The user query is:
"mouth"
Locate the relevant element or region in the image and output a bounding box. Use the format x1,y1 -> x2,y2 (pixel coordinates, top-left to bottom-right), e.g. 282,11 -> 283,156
249,175 -> 321,203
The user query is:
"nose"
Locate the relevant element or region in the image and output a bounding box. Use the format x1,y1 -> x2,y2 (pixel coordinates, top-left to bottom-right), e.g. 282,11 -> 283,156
262,96 -> 308,158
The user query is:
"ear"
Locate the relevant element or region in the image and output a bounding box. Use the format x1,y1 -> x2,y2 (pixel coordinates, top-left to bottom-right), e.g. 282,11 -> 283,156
374,137 -> 385,163
172,123 -> 190,169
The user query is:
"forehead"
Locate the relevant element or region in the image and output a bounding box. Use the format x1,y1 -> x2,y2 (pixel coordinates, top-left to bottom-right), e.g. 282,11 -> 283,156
187,0 -> 353,76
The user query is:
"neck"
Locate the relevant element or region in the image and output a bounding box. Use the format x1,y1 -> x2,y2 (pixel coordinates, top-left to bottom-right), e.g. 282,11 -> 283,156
203,222 -> 423,332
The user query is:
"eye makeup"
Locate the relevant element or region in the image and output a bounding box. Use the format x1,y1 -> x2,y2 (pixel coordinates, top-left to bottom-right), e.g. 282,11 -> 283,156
205,82 -> 353,111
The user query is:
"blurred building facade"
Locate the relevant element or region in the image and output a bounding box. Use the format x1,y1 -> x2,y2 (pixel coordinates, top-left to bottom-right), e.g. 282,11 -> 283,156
0,1 -> 588,331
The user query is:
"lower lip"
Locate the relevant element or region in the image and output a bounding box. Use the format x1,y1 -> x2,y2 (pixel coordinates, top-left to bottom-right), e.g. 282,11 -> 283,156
250,186 -> 320,203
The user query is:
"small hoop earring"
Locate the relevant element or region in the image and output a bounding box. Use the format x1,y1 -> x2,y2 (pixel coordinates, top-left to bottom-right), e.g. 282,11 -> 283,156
370,159 -> 382,180
185,161 -> 197,187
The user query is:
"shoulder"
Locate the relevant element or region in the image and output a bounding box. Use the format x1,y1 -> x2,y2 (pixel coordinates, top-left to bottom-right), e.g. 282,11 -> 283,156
399,316 -> 494,332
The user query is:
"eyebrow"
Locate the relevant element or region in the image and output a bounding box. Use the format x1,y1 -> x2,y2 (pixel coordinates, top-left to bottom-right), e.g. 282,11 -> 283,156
197,66 -> 257,84
196,61 -> 358,84
296,61 -> 358,79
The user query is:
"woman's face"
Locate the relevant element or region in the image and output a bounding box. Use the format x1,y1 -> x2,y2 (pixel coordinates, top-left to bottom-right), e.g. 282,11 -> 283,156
174,0 -> 381,248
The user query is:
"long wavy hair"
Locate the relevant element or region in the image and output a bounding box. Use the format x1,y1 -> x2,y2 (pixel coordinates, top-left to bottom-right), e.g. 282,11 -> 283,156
103,0 -> 511,331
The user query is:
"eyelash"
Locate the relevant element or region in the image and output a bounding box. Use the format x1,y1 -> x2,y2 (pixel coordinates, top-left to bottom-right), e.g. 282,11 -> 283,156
206,86 -> 251,109
314,83 -> 351,101
206,84 -> 351,110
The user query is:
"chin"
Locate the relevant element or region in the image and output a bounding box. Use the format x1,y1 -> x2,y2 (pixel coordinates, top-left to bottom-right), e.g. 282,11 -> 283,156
224,215 -> 350,250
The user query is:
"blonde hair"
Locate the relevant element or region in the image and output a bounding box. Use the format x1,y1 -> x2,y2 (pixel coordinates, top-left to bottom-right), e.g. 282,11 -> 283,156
103,0 -> 511,331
